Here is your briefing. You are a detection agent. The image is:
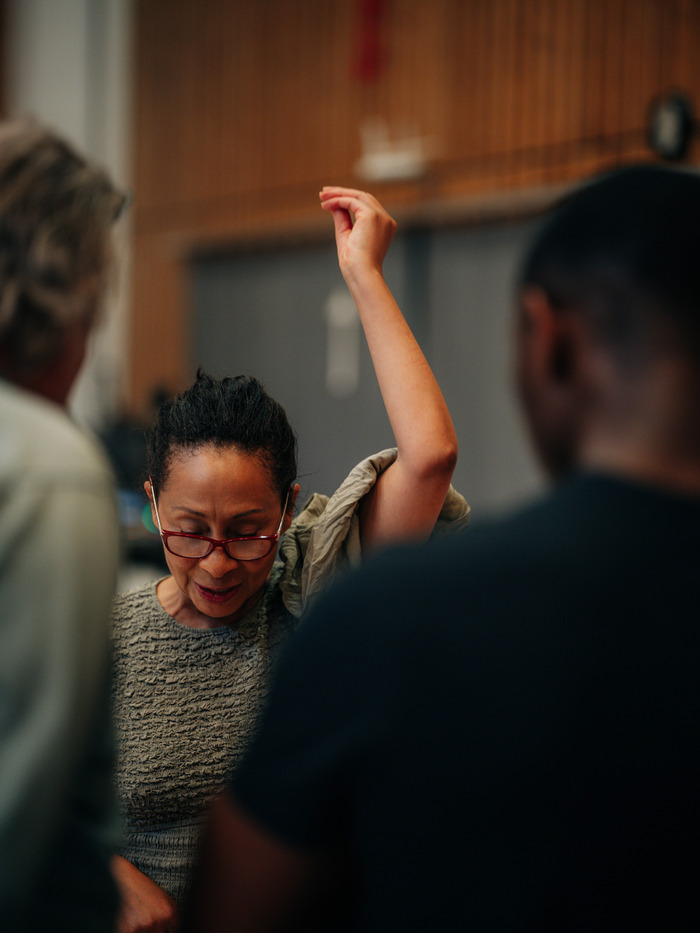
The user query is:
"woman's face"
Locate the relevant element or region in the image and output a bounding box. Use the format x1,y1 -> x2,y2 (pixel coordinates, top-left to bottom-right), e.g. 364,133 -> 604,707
150,444 -> 292,627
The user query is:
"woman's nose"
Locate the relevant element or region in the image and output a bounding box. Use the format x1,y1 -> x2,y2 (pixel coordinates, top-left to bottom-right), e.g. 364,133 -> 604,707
199,543 -> 239,575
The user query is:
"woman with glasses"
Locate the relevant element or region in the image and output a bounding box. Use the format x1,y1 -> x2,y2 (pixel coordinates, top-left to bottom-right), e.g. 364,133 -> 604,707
110,187 -> 470,932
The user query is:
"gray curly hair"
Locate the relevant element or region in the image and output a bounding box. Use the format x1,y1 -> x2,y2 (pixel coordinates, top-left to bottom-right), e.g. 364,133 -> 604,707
0,118 -> 126,375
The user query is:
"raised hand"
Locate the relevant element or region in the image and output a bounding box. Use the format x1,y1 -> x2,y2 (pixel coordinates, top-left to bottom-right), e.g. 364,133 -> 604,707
319,186 -> 397,286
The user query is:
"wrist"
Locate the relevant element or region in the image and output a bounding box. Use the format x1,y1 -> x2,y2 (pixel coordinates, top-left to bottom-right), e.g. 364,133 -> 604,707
341,263 -> 386,297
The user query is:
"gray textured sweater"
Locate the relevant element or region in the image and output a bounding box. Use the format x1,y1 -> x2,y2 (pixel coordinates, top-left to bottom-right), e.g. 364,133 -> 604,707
111,563 -> 291,904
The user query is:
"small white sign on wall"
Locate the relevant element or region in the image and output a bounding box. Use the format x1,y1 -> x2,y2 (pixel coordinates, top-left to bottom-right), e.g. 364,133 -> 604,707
324,289 -> 360,399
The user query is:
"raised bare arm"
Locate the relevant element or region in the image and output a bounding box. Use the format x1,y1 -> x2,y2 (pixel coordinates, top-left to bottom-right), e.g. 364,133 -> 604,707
320,186 -> 458,550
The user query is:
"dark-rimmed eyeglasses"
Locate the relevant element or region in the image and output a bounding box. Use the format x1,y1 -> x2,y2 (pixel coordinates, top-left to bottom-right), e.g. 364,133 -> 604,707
149,479 -> 290,561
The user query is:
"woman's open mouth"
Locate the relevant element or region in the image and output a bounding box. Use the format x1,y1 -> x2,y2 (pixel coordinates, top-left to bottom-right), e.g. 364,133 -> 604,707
195,582 -> 240,604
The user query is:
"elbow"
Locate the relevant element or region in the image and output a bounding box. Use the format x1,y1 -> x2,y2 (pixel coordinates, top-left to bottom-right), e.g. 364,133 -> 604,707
413,438 -> 458,486
437,439 -> 459,481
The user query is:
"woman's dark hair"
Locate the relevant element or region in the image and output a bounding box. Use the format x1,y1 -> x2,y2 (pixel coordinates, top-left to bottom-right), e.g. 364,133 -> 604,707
146,371 -> 297,505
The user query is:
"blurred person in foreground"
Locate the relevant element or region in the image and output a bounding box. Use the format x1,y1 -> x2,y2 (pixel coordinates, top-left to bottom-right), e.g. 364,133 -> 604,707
185,164 -> 700,931
0,119 -> 126,930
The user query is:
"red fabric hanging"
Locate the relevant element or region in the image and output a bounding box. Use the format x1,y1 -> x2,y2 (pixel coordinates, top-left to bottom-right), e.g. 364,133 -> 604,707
352,0 -> 389,82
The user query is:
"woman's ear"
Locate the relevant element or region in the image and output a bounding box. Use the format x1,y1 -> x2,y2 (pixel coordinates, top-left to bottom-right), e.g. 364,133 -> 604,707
283,483 -> 301,533
144,478 -> 159,528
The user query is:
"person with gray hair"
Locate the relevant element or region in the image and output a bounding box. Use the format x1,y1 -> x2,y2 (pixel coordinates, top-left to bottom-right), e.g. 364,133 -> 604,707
0,118 -> 126,931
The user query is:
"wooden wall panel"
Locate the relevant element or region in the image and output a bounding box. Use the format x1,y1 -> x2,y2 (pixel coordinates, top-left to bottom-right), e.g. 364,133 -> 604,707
128,0 -> 700,413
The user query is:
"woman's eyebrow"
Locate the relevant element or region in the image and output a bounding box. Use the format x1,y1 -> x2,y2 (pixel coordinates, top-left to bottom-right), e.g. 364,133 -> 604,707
171,505 -> 267,519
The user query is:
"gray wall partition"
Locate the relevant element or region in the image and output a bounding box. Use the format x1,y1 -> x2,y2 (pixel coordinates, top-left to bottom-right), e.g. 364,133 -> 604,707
191,217 -> 545,525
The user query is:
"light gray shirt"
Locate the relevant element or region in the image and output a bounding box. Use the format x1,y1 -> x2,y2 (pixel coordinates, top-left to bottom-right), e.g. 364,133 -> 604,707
0,379 -> 121,929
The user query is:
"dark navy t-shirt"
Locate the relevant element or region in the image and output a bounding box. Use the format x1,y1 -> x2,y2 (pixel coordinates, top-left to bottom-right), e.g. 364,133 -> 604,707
231,473 -> 700,931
